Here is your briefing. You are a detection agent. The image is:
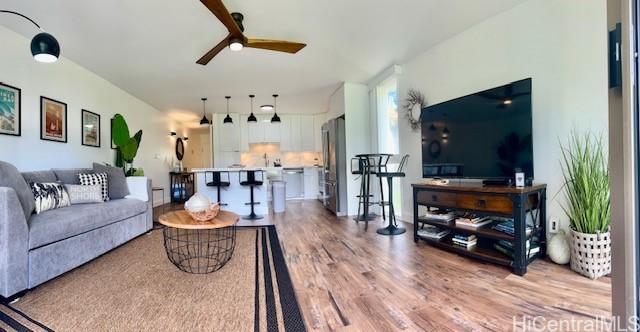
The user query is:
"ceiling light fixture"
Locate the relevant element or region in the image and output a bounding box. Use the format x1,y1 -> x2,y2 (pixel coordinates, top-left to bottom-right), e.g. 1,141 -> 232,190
442,127 -> 450,139
271,94 -> 281,123
260,104 -> 274,111
200,97 -> 210,126
229,37 -> 244,51
223,96 -> 233,124
247,95 -> 257,122
0,10 -> 60,63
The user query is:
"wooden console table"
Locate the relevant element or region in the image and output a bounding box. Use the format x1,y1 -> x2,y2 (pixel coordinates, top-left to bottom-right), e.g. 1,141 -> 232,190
412,182 -> 546,275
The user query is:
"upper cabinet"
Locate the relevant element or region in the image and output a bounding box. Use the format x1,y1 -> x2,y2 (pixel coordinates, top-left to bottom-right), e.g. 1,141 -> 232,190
214,113 -> 324,154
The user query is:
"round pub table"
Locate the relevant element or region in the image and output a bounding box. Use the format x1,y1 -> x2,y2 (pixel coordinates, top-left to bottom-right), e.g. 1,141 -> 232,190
158,210 -> 239,274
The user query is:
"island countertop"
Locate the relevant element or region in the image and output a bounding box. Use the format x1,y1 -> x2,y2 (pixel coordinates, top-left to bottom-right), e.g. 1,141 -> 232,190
191,167 -> 268,172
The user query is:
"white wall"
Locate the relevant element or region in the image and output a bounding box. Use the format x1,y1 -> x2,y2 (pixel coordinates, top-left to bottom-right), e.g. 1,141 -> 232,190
0,25 -> 181,206
397,0 -> 608,230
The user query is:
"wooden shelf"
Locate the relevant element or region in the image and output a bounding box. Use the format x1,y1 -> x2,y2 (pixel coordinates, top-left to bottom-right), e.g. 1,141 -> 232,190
417,218 -> 514,242
417,234 -> 512,267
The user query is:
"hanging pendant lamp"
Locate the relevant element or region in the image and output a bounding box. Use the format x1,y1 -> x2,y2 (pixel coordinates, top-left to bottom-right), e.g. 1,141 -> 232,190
271,94 -> 281,123
223,96 -> 233,124
247,95 -> 257,122
199,97 -> 210,126
0,10 -> 60,63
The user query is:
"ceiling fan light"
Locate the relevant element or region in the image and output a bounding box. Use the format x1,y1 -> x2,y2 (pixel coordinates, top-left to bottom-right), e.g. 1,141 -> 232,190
223,114 -> 233,124
247,113 -> 257,123
229,37 -> 244,51
260,104 -> 274,111
31,32 -> 60,63
271,113 -> 281,123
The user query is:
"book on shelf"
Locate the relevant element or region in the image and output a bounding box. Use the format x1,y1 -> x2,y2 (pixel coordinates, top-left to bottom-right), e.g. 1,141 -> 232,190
493,242 -> 540,259
423,209 -> 455,222
496,238 -> 538,250
491,219 -> 533,236
455,217 -> 493,229
451,233 -> 477,249
452,239 -> 477,249
417,225 -> 450,240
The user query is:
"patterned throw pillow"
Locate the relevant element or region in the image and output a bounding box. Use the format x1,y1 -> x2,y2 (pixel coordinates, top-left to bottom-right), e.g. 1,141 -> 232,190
78,173 -> 109,202
64,184 -> 103,204
29,182 -> 71,214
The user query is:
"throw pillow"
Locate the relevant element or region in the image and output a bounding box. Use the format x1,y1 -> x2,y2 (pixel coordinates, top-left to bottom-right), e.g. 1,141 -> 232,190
30,182 -> 70,214
92,163 -> 129,199
65,184 -> 103,204
78,173 -> 109,202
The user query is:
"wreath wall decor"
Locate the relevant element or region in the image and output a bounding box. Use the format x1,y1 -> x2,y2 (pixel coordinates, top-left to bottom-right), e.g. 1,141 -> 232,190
402,89 -> 426,131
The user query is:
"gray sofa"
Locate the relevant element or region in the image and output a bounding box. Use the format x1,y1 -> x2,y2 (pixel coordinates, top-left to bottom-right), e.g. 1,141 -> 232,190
0,161 -> 153,298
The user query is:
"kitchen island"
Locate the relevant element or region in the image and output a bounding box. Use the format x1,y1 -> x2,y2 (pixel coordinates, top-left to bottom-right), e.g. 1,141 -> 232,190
192,168 -> 269,217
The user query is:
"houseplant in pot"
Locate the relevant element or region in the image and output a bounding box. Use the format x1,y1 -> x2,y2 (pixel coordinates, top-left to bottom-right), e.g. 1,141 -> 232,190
111,114 -> 144,176
560,131 -> 611,279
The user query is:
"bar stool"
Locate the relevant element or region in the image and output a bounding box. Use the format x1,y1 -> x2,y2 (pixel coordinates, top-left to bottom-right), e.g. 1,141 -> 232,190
205,171 -> 231,206
376,154 -> 409,236
240,170 -> 264,220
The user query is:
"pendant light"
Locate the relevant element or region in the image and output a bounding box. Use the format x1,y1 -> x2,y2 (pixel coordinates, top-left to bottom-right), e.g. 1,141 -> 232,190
0,10 -> 60,63
247,95 -> 257,123
223,96 -> 233,124
271,94 -> 281,123
199,97 -> 210,126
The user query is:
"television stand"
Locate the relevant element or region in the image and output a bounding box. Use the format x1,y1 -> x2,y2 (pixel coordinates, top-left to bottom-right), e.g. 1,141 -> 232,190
412,182 -> 546,275
482,178 -> 513,186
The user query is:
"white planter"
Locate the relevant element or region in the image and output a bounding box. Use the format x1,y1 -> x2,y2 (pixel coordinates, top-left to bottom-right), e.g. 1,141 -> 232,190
569,229 -> 611,279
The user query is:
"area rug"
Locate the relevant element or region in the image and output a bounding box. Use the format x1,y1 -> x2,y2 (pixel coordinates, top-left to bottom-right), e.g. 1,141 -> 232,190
3,225 -> 306,332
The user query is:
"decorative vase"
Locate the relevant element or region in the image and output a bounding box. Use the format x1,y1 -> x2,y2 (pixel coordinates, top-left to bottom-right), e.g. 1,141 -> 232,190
569,228 -> 611,279
547,230 -> 570,265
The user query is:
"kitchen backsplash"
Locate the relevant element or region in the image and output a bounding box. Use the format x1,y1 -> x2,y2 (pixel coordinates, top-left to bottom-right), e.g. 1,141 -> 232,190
240,143 -> 321,167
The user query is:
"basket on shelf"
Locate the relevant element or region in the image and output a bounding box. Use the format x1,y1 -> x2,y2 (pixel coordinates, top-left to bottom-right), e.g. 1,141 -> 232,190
569,229 -> 611,279
184,193 -> 220,222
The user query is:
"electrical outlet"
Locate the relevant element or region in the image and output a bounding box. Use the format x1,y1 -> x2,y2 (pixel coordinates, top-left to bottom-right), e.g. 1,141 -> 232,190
549,217 -> 560,233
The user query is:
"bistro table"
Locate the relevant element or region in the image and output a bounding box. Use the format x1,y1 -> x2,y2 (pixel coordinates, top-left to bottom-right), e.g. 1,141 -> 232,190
158,210 -> 239,274
353,153 -> 395,224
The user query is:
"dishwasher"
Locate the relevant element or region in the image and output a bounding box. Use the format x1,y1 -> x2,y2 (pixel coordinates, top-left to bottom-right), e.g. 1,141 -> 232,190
283,167 -> 304,199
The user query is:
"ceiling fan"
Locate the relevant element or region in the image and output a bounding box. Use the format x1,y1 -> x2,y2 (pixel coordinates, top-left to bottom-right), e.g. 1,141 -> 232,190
196,0 -> 307,65
478,84 -> 530,108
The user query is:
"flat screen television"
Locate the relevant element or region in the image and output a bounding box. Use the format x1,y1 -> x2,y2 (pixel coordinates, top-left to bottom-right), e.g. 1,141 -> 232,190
421,78 -> 533,181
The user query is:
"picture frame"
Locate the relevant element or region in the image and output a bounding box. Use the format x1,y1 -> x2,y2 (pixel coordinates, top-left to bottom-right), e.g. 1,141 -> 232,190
81,109 -> 100,147
0,82 -> 21,136
40,96 -> 67,143
110,117 -> 116,149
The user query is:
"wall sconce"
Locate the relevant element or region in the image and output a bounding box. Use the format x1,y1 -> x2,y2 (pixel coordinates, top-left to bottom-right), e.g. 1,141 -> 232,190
183,137 -> 189,141
170,131 -> 177,137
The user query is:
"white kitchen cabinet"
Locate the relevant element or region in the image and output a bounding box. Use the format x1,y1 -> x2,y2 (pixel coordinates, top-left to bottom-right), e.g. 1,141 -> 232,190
300,115 -> 314,151
303,167 -> 319,199
289,115 -> 301,151
239,119 -> 249,152
217,113 -> 240,152
314,114 -> 324,152
263,116 -> 281,143
280,115 -> 292,151
247,117 -> 265,143
217,151 -> 240,167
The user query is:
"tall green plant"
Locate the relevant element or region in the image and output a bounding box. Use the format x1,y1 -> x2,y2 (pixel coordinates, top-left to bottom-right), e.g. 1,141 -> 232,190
111,114 -> 143,176
559,131 -> 610,234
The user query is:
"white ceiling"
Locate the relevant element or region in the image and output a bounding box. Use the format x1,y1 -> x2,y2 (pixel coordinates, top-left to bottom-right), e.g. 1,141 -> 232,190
1,0 -> 525,126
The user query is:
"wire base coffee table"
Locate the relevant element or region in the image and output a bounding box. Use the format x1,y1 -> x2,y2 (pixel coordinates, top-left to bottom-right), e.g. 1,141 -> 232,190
158,210 -> 239,274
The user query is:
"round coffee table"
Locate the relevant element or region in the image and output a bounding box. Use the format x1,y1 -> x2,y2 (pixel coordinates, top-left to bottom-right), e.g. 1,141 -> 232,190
158,210 -> 239,274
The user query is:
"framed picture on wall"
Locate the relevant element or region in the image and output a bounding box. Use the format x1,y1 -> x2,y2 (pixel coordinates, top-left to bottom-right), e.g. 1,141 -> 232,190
81,109 -> 100,147
40,96 -> 67,143
0,82 -> 21,136
110,117 -> 116,149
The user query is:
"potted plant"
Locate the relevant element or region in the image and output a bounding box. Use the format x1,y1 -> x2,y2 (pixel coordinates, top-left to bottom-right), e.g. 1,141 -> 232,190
111,114 -> 143,176
560,131 -> 611,279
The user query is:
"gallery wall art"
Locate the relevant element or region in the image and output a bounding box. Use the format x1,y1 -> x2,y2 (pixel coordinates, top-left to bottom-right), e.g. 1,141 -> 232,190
81,109 -> 100,147
40,96 -> 67,143
0,82 -> 21,136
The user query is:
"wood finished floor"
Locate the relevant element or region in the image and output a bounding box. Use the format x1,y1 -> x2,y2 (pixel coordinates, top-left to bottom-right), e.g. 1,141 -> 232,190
155,201 -> 611,331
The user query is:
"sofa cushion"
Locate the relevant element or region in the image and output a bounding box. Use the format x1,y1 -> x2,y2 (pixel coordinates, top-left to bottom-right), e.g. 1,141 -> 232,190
22,171 -> 57,184
28,198 -> 148,250
53,168 -> 93,184
93,163 -> 129,199
0,160 -> 35,219
30,182 -> 71,214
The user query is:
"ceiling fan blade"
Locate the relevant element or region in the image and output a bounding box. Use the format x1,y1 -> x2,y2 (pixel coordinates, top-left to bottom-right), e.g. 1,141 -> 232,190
200,0 -> 244,37
196,35 -> 230,65
246,38 -> 306,54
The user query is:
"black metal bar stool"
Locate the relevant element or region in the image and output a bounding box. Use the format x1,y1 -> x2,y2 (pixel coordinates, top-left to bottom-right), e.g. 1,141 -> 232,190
353,154 -> 392,229
239,170 -> 264,220
376,154 -> 409,236
205,171 -> 231,206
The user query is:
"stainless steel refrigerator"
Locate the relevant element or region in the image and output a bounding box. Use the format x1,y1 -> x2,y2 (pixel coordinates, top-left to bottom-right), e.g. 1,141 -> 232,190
321,117 -> 347,216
